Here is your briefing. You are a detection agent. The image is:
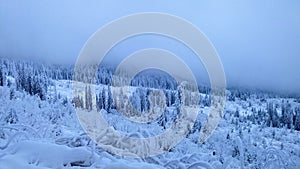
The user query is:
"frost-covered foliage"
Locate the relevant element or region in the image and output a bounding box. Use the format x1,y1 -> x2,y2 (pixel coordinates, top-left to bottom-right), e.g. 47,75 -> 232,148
0,58 -> 300,168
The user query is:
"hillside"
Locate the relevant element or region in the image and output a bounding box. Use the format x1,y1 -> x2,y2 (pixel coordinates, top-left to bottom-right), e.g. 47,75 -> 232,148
0,58 -> 300,168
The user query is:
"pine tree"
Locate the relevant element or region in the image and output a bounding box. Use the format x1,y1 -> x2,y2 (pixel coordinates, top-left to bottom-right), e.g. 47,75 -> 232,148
107,86 -> 113,110
131,89 -> 142,112
88,85 -> 93,110
267,102 -> 280,127
84,85 -> 93,111
0,65 -> 3,86
85,86 -> 88,110
281,101 -> 293,129
27,76 -> 33,95
96,92 -> 103,110
294,107 -> 300,130
165,90 -> 171,107
102,87 -> 108,111
140,89 -> 148,111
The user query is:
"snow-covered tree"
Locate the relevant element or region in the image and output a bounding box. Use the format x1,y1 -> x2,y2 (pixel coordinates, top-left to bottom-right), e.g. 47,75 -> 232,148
84,85 -> 93,111
294,106 -> 300,131
266,102 -> 280,127
0,65 -> 3,86
281,100 -> 293,129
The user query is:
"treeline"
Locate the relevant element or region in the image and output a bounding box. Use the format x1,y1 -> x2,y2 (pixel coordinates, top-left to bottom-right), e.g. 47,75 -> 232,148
0,59 -> 72,100
0,58 -> 200,108
265,101 -> 300,130
72,84 -> 186,113
232,100 -> 300,131
1,58 -> 210,101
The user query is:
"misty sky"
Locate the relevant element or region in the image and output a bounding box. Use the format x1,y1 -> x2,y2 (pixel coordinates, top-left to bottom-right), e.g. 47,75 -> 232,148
0,0 -> 300,95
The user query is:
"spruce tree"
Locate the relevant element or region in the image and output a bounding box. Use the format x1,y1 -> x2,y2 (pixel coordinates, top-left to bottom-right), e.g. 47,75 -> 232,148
0,66 -> 3,86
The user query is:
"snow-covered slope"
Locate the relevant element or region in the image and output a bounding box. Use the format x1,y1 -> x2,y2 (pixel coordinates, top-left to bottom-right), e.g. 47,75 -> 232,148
0,79 -> 300,169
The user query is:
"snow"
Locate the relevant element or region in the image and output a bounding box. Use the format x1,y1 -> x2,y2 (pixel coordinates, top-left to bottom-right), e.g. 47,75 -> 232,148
0,77 -> 300,168
1,140 -> 92,168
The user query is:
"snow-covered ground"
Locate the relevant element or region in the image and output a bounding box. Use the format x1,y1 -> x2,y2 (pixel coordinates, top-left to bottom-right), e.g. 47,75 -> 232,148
0,79 -> 300,169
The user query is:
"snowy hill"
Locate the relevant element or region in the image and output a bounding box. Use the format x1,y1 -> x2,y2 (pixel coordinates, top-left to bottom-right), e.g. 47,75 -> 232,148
0,58 -> 300,168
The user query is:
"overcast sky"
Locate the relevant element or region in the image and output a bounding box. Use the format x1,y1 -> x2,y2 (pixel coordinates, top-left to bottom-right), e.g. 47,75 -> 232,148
0,0 -> 299,95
